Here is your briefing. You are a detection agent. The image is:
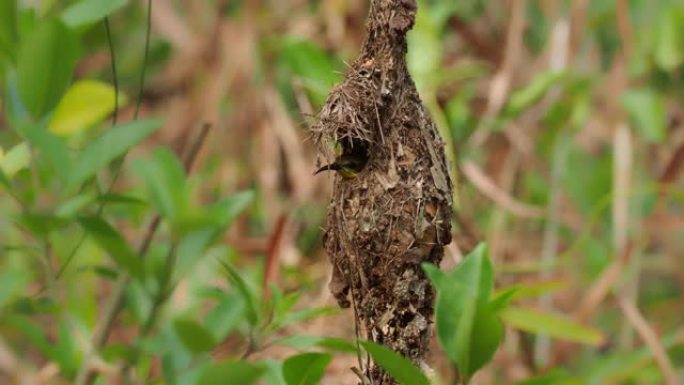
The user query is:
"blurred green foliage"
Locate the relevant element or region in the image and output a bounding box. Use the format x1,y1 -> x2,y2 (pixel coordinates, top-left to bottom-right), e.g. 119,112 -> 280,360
1,0 -> 683,384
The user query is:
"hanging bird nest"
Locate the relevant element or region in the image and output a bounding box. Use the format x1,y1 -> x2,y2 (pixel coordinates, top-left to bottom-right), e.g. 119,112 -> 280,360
312,0 -> 453,383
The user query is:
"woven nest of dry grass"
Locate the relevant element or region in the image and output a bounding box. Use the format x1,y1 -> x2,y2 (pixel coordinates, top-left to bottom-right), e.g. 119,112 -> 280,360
312,0 -> 453,383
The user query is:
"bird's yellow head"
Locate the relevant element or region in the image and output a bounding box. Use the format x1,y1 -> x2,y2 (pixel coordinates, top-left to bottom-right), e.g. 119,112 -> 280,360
314,139 -> 369,178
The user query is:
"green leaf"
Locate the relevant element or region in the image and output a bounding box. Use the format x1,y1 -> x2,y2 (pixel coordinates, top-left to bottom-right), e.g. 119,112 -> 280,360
54,318 -> 78,375
279,37 -> 341,105
54,193 -> 96,218
0,268 -> 30,308
68,119 -> 162,190
360,341 -> 429,385
423,243 -> 503,382
262,360 -> 287,385
173,318 -> 216,354
504,71 -> 565,119
0,167 -> 10,189
204,292 -> 246,341
205,191 -> 255,229
196,360 -> 265,385
277,307 -> 337,330
61,0 -> 128,28
0,142 -> 30,177
48,80 -> 127,136
19,123 -> 72,183
78,216 -> 142,278
17,212 -> 67,237
563,146 -> 611,215
97,192 -> 146,206
17,18 -> 80,118
580,333 -> 679,384
493,280 -> 568,302
0,0 -> 18,62
490,286 -> 518,311
219,259 -> 259,326
654,6 -> 684,71
282,352 -> 332,385
500,306 -> 604,346
134,146 -> 188,222
5,314 -> 77,373
620,88 -> 666,143
174,192 -> 253,278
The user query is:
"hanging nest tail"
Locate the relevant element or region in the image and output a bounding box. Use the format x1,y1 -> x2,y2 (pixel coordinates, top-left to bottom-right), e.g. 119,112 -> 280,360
312,0 -> 453,383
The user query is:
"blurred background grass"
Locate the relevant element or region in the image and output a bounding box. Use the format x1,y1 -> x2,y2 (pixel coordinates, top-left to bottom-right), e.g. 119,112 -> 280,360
1,0 -> 684,384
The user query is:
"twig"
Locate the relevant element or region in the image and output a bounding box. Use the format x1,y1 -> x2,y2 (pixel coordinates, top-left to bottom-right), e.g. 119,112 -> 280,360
574,242 -> 632,323
56,3 -> 151,279
461,160 -> 545,219
468,0 -> 526,147
616,293 -> 678,385
262,214 -> 288,299
135,0 -> 153,120
74,124 -> 211,385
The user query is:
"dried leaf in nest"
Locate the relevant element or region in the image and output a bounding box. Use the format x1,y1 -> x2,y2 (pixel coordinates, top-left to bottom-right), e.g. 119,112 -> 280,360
313,0 -> 453,383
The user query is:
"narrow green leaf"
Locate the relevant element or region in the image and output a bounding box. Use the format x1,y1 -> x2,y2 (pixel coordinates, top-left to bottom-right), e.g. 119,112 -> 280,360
261,360 -> 287,385
0,0 -> 18,62
490,287 -> 518,311
504,71 -> 564,118
196,361 -> 265,385
500,306 -> 604,346
97,192 -> 146,206
54,193 -> 96,218
78,216 -> 142,278
654,7 -> 684,71
0,167 -> 11,189
620,88 -> 666,143
581,333 -> 679,384
68,119 -> 162,190
173,318 -> 216,354
0,268 -> 30,308
6,315 -> 54,360
54,318 -> 78,375
134,146 -> 188,222
361,341 -> 429,385
219,260 -> 259,326
48,80 -> 127,136
493,280 -> 568,303
206,191 -> 255,229
273,307 -> 337,332
17,213 -> 67,238
61,0 -> 128,28
0,142 -> 30,177
282,352 -> 332,385
17,18 -> 80,118
19,123 -> 72,183
204,293 -> 246,341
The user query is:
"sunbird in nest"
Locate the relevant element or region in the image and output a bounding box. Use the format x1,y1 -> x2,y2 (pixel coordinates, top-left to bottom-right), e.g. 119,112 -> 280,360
314,140 -> 369,178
